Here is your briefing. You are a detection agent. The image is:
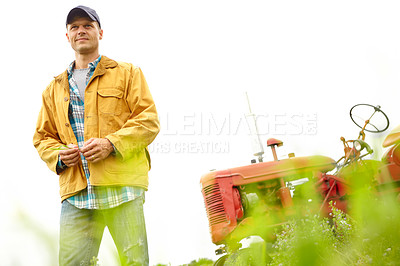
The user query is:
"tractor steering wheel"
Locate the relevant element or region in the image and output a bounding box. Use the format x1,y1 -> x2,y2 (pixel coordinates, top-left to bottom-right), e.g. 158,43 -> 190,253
350,104 -> 389,133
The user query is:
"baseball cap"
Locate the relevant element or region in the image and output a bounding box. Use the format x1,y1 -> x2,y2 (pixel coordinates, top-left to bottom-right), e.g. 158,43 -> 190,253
66,5 -> 101,28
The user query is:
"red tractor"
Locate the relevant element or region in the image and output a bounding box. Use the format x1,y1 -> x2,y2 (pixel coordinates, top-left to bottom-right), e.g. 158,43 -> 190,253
200,104 -> 400,264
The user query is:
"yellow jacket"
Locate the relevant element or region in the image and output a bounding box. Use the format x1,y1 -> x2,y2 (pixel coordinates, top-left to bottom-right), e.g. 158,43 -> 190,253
33,56 -> 160,201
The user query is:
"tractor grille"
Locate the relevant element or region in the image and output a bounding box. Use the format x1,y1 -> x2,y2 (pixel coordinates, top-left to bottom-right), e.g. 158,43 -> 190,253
203,183 -> 227,226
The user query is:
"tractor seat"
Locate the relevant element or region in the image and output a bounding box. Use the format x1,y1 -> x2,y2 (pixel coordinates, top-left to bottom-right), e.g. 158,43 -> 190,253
267,138 -> 283,147
383,132 -> 400,147
383,124 -> 400,148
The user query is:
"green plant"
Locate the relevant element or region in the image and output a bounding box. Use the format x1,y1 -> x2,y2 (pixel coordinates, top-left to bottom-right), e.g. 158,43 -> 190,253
268,194 -> 400,266
90,256 -> 99,266
182,257 -> 214,266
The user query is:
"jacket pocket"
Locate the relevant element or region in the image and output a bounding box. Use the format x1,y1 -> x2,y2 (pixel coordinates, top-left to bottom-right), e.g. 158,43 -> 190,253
103,150 -> 149,175
97,87 -> 124,115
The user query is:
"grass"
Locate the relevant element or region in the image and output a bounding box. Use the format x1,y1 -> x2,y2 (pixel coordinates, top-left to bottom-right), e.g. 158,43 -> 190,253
15,181 -> 399,266
227,176 -> 400,265
268,196 -> 400,265
16,144 -> 400,265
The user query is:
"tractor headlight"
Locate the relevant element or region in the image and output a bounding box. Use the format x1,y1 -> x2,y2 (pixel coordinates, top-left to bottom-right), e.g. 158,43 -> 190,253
353,140 -> 373,154
354,140 -> 363,151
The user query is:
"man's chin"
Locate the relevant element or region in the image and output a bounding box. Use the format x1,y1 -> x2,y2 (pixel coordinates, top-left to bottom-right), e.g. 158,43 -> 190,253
73,46 -> 98,55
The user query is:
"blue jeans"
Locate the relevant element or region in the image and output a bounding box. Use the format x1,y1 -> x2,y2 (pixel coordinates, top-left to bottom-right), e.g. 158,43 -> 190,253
59,197 -> 148,266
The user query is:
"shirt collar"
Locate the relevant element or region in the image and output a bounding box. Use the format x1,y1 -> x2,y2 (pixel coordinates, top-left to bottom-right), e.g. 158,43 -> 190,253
67,55 -> 102,77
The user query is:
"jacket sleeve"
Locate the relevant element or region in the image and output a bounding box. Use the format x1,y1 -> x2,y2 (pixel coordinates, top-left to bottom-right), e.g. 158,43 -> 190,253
105,66 -> 160,161
33,85 -> 65,174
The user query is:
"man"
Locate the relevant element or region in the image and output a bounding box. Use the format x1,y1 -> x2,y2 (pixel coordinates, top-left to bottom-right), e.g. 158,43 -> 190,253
33,5 -> 160,265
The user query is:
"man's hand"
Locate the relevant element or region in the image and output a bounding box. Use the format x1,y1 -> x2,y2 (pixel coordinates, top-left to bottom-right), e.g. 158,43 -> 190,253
80,138 -> 114,163
59,144 -> 81,167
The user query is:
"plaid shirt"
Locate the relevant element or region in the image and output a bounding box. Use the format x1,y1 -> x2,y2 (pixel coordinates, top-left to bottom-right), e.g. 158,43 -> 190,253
65,55 -> 144,209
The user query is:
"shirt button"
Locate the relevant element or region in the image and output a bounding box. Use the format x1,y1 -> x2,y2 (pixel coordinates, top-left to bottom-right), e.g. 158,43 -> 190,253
64,97 -> 69,102
65,123 -> 70,127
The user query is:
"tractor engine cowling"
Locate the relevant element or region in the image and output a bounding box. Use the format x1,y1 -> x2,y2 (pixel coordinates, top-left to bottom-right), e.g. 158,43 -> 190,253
201,170 -> 243,244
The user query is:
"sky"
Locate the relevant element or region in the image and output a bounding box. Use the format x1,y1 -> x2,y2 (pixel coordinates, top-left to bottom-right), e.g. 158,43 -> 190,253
1,0 -> 400,265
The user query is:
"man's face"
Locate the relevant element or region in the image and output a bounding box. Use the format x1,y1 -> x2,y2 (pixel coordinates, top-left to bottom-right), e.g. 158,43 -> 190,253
66,17 -> 103,55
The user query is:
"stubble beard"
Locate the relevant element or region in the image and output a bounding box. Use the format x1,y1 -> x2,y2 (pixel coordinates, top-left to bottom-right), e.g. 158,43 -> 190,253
73,42 -> 99,56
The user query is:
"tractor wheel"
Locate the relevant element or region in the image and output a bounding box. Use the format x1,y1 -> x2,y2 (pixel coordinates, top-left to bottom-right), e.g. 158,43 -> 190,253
214,255 -> 228,266
223,248 -> 262,266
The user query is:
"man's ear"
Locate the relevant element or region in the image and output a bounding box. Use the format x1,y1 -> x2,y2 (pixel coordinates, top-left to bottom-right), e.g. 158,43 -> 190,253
66,32 -> 71,43
99,29 -> 104,40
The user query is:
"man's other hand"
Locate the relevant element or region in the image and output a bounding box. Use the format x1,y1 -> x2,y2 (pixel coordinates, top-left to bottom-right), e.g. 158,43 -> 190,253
81,138 -> 114,163
59,144 -> 81,167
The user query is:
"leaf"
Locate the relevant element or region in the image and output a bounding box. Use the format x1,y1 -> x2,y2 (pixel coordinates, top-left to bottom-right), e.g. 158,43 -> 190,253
50,145 -> 70,150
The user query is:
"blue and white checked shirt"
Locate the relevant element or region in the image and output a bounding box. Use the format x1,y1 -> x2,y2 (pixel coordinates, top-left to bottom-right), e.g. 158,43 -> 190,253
64,55 -> 144,209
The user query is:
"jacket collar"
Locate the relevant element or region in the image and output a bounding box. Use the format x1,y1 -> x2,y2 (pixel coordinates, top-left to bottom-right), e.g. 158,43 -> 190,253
54,56 -> 118,88
67,55 -> 101,77
91,55 -> 118,79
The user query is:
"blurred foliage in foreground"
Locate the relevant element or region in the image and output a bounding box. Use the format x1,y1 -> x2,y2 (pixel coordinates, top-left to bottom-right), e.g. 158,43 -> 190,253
269,199 -> 400,266
212,163 -> 400,266
16,187 -> 400,265
267,162 -> 400,265
14,158 -> 400,265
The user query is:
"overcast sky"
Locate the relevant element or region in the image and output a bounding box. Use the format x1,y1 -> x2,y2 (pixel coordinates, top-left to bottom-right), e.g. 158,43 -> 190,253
1,0 -> 400,265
